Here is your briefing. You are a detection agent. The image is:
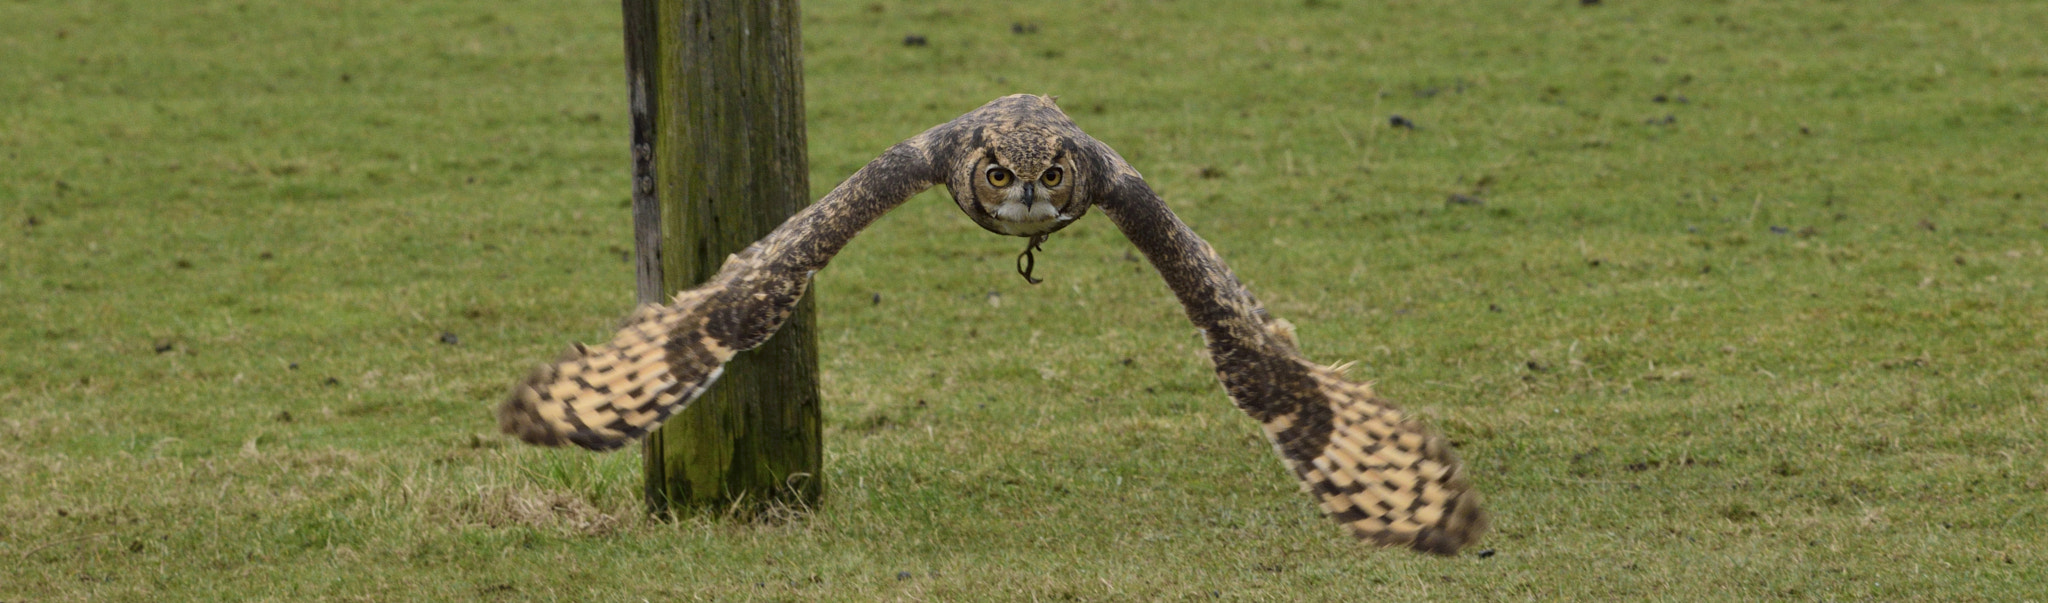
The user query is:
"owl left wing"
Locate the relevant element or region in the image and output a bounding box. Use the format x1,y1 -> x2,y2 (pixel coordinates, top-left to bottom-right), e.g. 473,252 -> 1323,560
1088,163 -> 1487,555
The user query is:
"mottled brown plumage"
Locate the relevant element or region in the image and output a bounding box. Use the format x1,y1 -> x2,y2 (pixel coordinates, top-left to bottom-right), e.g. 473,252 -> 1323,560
500,95 -> 1486,554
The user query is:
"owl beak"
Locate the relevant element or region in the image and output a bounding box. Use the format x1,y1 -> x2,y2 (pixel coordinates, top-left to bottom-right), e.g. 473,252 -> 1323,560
1020,182 -> 1038,206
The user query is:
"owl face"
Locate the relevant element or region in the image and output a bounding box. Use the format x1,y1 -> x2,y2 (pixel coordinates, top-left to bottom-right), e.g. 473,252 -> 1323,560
965,152 -> 1077,236
945,118 -> 1089,238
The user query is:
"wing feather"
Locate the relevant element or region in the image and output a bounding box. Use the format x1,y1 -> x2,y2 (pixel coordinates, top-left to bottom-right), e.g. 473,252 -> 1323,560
1092,168 -> 1487,554
498,140 -> 939,451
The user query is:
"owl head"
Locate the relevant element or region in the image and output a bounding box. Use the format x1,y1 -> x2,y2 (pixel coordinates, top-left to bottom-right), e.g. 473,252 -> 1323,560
940,95 -> 1095,238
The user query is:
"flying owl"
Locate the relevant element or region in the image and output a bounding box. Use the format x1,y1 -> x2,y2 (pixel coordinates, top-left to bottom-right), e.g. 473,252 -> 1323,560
498,95 -> 1487,555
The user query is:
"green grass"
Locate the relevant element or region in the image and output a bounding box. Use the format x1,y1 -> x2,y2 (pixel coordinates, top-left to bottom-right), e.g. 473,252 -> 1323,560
5,0 -> 2046,599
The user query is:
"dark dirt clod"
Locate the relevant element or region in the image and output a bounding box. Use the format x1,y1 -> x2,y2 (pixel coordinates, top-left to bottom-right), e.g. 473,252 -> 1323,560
275,411 -> 293,423
1010,22 -> 1038,34
1477,549 -> 1496,558
1388,114 -> 1417,129
1446,193 -> 1485,206
323,377 -> 340,386
154,341 -> 175,354
439,332 -> 460,345
871,293 -> 881,305
24,215 -> 39,227
1770,225 -> 1789,234
902,35 -> 927,47
896,571 -> 912,580
258,251 -> 274,260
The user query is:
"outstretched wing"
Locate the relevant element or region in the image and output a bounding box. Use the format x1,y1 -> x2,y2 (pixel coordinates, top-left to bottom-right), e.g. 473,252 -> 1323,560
1089,164 -> 1487,555
498,140 -> 940,451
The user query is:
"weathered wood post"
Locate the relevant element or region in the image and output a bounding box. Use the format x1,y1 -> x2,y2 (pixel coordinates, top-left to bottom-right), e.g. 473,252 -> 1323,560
623,0 -> 821,516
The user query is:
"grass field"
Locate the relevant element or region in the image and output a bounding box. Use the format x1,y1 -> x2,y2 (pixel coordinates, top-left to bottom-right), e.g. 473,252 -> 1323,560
5,0 -> 2046,599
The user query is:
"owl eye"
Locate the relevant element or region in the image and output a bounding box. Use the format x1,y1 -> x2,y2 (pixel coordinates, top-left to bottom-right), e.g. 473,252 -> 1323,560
1039,167 -> 1063,187
986,166 -> 1015,187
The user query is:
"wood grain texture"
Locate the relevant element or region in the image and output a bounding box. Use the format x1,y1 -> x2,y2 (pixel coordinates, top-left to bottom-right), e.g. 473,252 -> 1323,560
623,0 -> 662,307
643,0 -> 820,514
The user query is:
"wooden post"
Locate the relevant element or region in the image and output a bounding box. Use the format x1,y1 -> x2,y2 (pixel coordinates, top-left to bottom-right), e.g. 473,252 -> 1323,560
624,0 -> 821,516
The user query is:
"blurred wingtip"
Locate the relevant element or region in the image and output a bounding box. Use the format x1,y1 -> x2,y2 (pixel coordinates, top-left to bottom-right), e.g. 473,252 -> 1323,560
496,381 -> 567,448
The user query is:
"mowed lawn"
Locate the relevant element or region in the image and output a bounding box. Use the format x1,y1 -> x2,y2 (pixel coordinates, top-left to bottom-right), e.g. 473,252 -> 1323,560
4,0 -> 2045,600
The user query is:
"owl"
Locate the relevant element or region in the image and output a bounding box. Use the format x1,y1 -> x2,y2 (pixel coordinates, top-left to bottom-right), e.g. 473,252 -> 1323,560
497,95 -> 1486,555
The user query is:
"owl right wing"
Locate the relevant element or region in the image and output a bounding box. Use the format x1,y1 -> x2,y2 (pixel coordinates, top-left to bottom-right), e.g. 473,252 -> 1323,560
497,139 -> 942,451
